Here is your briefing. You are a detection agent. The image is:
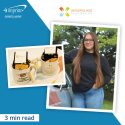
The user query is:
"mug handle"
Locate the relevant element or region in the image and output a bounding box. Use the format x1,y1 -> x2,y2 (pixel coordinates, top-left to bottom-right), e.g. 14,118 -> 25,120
29,65 -> 37,83
29,57 -> 41,83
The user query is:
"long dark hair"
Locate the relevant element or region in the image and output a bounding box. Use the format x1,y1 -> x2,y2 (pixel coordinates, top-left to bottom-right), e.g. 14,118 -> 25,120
73,32 -> 104,88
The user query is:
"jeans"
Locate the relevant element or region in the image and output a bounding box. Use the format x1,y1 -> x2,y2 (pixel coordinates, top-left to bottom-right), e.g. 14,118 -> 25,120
72,87 -> 104,109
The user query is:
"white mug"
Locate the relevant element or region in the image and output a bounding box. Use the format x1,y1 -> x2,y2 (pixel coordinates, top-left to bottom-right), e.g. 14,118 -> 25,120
12,64 -> 36,85
40,59 -> 59,76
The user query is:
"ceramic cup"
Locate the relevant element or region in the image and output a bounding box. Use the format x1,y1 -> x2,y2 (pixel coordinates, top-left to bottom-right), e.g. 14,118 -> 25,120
40,59 -> 58,76
12,64 -> 36,84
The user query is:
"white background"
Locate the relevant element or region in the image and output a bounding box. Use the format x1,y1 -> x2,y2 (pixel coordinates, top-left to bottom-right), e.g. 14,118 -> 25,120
0,114 -> 39,122
28,0 -> 125,124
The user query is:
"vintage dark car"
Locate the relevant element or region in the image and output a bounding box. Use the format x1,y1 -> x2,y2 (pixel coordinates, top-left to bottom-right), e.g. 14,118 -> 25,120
48,72 -> 73,107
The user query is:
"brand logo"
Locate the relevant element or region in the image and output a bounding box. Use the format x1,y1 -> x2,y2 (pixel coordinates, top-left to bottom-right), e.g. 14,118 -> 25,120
59,7 -> 70,17
3,5 -> 27,14
59,6 -> 92,17
3,5 -> 27,19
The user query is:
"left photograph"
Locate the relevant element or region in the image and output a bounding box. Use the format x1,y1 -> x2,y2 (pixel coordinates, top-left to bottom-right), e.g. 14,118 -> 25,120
6,45 -> 65,88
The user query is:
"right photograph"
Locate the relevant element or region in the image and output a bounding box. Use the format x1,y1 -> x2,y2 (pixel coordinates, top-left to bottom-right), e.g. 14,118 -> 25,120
47,22 -> 120,112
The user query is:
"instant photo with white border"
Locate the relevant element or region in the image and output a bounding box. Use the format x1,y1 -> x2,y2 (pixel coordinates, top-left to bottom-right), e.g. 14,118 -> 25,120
46,22 -> 120,113
6,44 -> 66,88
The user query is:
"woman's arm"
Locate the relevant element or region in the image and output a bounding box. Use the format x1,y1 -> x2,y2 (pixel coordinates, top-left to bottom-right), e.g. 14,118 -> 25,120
64,49 -> 78,64
100,55 -> 112,86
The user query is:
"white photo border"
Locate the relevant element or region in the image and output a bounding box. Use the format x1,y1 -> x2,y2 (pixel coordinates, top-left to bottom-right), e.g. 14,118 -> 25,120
46,22 -> 120,113
6,44 -> 66,89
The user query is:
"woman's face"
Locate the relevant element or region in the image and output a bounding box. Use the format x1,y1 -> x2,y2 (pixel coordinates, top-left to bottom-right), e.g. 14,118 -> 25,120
83,34 -> 94,53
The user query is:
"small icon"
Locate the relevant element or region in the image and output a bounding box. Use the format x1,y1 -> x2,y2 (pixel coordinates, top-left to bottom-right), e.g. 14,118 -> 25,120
59,6 -> 70,17
60,13 -> 64,17
65,7 -> 70,11
59,7 -> 64,11
65,13 -> 70,17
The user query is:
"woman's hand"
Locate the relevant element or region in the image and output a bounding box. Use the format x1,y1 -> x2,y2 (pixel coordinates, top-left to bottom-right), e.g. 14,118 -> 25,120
92,83 -> 98,89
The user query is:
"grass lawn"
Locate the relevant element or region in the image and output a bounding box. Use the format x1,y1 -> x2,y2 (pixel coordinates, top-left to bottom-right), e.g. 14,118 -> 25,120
102,100 -> 113,110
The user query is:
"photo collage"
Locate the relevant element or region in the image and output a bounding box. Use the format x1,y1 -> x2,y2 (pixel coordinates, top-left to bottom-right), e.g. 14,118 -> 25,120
6,22 -> 120,112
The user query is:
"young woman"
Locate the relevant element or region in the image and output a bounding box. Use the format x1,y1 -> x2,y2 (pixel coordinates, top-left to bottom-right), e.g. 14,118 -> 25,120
65,32 -> 111,109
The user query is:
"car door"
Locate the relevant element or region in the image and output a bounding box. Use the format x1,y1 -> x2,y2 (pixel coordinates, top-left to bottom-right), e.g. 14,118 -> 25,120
49,72 -> 73,107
